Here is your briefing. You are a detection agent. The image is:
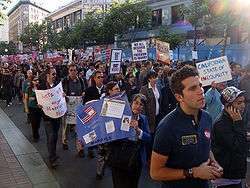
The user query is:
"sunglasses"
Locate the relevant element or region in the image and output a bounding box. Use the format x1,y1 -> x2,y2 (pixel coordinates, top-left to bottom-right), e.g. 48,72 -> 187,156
51,73 -> 56,76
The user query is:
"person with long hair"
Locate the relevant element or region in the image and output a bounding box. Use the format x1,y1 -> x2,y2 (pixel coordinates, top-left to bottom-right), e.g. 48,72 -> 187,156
24,76 -> 41,142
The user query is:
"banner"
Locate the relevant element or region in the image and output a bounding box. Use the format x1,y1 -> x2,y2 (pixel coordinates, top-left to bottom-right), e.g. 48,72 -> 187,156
66,96 -> 83,124
35,82 -> 67,118
132,41 -> 148,61
76,93 -> 135,147
196,56 -> 232,86
156,39 -> 170,64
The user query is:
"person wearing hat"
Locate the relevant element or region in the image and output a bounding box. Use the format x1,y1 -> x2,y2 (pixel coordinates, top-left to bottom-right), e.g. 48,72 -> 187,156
212,86 -> 247,188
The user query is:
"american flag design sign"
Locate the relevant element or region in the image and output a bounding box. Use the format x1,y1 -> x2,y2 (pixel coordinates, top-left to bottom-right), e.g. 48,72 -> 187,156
81,106 -> 97,124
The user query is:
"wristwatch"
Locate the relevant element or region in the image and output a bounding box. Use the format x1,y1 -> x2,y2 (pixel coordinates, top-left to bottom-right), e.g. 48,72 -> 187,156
184,168 -> 194,178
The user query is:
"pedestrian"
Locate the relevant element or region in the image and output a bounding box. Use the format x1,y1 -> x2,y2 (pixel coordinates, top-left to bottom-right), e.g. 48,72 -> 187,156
212,86 -> 247,188
24,76 -> 41,142
38,66 -> 62,168
150,65 -> 223,188
110,94 -> 151,188
62,63 -> 86,153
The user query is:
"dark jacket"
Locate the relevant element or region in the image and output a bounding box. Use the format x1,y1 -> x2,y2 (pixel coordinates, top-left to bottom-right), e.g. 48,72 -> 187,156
83,85 -> 105,104
211,110 -> 247,179
140,84 -> 161,133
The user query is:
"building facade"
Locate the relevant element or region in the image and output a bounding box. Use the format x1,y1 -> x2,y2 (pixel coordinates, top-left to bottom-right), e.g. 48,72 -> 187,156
0,19 -> 9,42
7,0 -> 50,51
47,0 -> 112,33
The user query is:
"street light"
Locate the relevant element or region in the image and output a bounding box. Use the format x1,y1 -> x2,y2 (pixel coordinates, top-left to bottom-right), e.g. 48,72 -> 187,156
4,49 -> 8,53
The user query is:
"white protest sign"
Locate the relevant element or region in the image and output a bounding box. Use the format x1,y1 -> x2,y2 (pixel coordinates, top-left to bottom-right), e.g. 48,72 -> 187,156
169,50 -> 173,60
35,82 -> 67,118
192,51 -> 198,60
66,96 -> 83,124
155,39 -> 170,64
69,49 -> 73,63
110,62 -> 121,74
111,49 -> 122,62
196,56 -> 232,87
132,41 -> 148,61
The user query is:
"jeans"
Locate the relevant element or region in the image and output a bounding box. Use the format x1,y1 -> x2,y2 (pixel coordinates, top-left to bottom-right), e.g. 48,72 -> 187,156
44,119 -> 60,162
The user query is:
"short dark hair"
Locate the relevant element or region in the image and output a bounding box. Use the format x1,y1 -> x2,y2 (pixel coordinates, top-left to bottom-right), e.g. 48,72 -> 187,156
146,70 -> 157,82
105,81 -> 118,95
170,65 -> 198,95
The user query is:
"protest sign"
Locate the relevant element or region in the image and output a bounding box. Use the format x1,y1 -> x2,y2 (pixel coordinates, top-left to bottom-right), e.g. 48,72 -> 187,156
35,82 -> 67,118
111,49 -> 122,62
169,50 -> 173,60
110,62 -> 121,74
66,96 -> 83,124
132,41 -> 148,61
76,93 -> 135,147
69,49 -> 73,63
155,39 -> 170,64
192,51 -> 198,60
196,56 -> 232,86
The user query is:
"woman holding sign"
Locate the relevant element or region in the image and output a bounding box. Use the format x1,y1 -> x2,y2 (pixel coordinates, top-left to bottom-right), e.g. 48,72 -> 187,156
110,94 -> 151,188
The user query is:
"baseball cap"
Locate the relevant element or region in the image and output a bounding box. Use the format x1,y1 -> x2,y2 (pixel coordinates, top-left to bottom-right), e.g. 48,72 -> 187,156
221,86 -> 245,104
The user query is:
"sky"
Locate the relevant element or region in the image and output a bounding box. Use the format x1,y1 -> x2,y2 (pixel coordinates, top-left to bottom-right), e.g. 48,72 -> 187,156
6,0 -> 74,13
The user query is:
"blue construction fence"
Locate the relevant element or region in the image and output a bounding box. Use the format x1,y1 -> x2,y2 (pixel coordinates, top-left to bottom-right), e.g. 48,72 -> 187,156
122,44 -> 250,67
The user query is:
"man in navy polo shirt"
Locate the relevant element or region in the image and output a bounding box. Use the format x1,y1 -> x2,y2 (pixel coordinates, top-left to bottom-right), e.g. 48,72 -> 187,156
150,65 -> 223,188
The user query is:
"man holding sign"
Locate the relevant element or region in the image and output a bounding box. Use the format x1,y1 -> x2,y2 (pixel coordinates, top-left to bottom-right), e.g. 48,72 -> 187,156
37,66 -> 66,168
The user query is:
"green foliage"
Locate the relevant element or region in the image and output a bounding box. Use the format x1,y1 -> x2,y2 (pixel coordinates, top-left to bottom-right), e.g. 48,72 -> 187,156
47,1 -> 152,49
158,27 -> 185,49
19,22 -> 47,51
0,41 -> 16,55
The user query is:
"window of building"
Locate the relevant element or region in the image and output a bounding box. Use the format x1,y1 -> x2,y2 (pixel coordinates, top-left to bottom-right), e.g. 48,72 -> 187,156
152,9 -> 162,27
64,15 -> 71,28
75,10 -> 82,23
171,4 -> 184,24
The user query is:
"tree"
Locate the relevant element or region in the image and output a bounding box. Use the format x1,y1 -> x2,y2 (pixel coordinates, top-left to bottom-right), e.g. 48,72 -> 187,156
0,41 -> 17,55
19,22 -> 47,52
158,27 -> 185,50
183,0 -> 210,51
0,0 -> 11,24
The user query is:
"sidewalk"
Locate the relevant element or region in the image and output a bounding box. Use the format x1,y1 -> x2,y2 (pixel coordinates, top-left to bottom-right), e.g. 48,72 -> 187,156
0,107 -> 60,188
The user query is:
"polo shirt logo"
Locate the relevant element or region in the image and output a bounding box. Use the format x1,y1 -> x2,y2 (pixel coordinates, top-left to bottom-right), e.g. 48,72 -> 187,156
181,135 -> 197,145
204,129 -> 211,139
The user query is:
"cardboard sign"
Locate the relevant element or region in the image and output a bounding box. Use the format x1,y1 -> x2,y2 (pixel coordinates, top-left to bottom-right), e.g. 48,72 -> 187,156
111,49 -> 122,62
156,39 -> 170,64
132,41 -> 148,61
110,62 -> 121,74
66,96 -> 83,124
76,93 -> 135,147
196,56 -> 232,86
35,82 -> 67,118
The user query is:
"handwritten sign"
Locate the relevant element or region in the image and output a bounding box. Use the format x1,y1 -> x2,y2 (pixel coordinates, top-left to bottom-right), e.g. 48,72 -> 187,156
196,56 -> 232,87
110,62 -> 121,74
132,41 -> 148,61
156,39 -> 170,64
66,96 -> 83,124
111,49 -> 122,62
35,82 -> 67,118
